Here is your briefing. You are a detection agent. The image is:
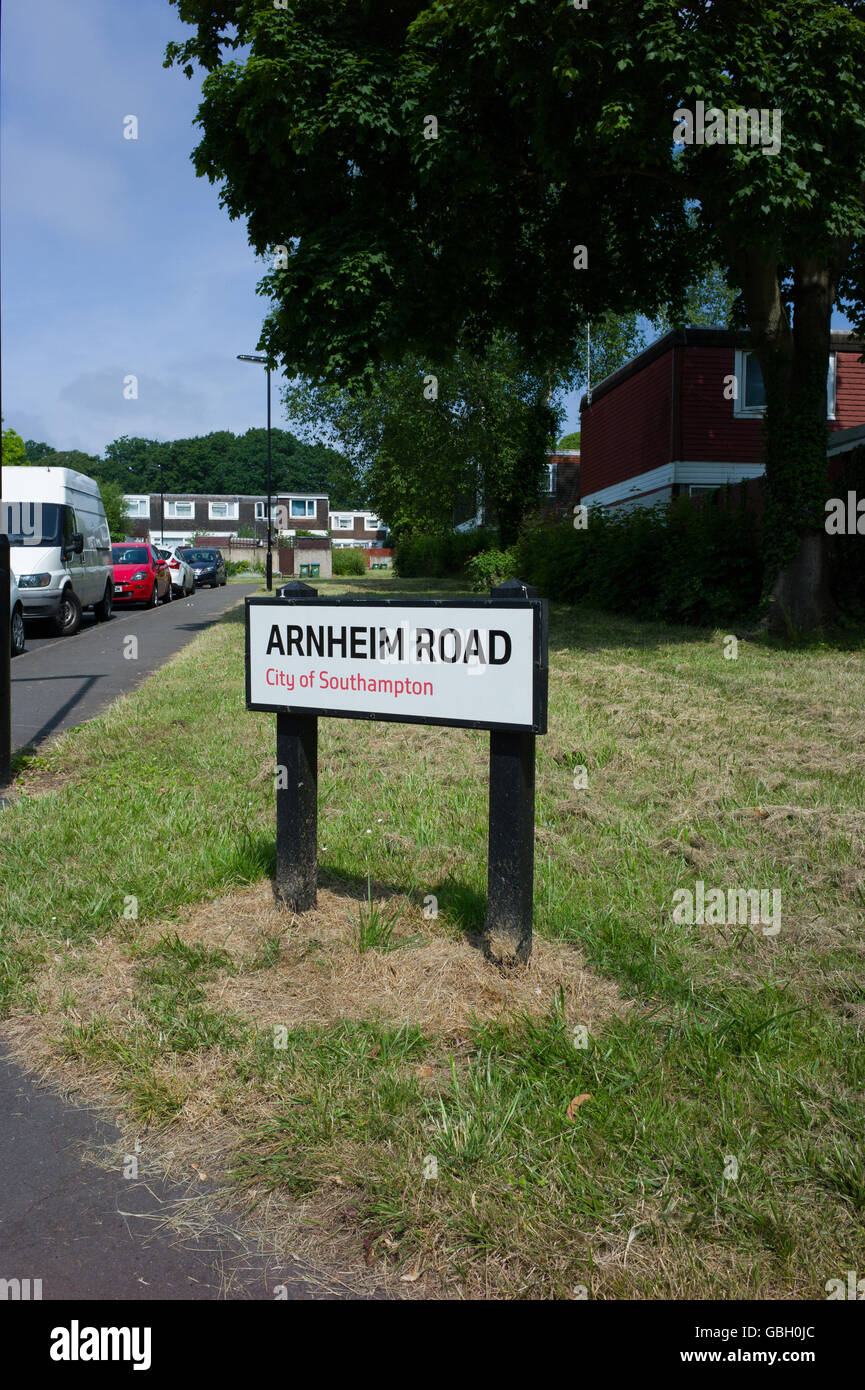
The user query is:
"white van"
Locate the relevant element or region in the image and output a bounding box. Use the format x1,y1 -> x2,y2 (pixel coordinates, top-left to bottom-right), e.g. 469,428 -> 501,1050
1,466 -> 114,636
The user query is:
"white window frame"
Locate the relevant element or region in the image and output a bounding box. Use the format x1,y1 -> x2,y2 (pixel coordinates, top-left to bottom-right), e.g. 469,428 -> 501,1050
289,499 -> 315,518
166,500 -> 195,520
254,501 -> 268,519
208,501 -> 238,521
123,495 -> 150,518
545,462 -> 557,495
364,515 -> 382,531
734,349 -> 837,420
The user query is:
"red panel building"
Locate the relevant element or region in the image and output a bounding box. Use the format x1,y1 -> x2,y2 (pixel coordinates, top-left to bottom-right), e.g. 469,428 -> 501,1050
579,328 -> 865,508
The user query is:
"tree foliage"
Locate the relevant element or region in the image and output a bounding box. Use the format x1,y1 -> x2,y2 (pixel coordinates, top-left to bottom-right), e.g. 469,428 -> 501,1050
1,422 -> 27,468
98,480 -> 131,541
96,428 -> 357,506
167,0 -> 865,625
284,336 -> 559,544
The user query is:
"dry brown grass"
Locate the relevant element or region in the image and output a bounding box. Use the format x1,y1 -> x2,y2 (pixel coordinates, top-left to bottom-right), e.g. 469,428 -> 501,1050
2,878 -> 627,1299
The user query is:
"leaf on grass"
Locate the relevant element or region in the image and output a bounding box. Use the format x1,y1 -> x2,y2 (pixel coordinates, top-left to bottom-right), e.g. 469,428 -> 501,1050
566,1094 -> 592,1121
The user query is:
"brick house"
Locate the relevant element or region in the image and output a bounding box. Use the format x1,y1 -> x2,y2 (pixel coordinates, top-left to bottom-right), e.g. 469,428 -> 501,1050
327,509 -> 389,548
542,451 -> 581,518
578,327 -> 865,509
123,492 -> 329,547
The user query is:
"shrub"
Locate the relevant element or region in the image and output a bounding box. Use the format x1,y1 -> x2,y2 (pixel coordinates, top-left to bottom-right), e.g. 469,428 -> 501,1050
394,527 -> 501,578
333,547 -> 367,576
516,491 -> 763,625
466,548 -> 520,591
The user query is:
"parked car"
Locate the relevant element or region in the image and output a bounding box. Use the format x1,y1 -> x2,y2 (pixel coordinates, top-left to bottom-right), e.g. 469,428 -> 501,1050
111,543 -> 172,607
0,465 -> 114,636
155,545 -> 196,598
9,573 -> 26,657
177,547 -> 227,588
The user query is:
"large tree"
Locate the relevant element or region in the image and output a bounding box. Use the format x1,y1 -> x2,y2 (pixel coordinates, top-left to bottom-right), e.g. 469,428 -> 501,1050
98,429 -> 358,506
167,0 -> 865,628
285,335 -> 561,543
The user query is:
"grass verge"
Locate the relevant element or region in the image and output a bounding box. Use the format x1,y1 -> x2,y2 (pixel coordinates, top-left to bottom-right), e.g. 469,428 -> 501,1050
1,574 -> 864,1297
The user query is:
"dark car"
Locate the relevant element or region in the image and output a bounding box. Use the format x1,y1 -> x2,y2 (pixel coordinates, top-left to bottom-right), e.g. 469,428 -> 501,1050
111,543 -> 172,607
177,548 -> 227,588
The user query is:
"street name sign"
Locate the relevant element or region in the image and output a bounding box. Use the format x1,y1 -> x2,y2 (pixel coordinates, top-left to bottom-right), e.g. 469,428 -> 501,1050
245,581 -> 549,963
246,597 -> 547,733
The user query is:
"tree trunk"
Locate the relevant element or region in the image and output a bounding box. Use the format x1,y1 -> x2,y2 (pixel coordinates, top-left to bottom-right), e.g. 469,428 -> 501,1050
729,245 -> 842,632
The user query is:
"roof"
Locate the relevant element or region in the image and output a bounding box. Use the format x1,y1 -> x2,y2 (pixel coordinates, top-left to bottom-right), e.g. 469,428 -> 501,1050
827,422 -> 865,456
579,327 -> 865,412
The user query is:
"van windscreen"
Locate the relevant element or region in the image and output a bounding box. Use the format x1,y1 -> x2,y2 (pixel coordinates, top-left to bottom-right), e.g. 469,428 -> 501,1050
0,501 -> 66,546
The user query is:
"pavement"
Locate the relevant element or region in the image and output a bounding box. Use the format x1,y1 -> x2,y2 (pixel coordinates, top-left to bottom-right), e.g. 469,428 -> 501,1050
0,1046 -> 368,1300
10,581 -> 259,752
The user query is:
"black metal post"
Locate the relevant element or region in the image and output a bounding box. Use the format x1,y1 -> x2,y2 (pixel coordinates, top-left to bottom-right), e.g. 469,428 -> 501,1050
274,581 -> 318,909
484,579 -> 539,965
0,534 -> 11,789
266,367 -> 273,592
159,462 -> 164,545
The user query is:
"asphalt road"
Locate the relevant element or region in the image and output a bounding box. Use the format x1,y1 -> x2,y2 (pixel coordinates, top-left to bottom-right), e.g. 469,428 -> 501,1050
0,1046 -> 370,1300
10,581 -> 259,752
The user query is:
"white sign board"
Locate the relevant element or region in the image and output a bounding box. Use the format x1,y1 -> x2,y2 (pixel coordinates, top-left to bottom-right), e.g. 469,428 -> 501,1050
245,598 -> 547,732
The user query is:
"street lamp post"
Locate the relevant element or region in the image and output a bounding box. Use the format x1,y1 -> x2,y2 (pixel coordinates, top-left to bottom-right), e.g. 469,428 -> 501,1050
237,353 -> 273,591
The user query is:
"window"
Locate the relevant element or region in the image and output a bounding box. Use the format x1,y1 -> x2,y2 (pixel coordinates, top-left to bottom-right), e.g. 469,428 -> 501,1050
364,515 -> 382,531
545,462 -> 557,495
208,501 -> 238,520
123,496 -> 150,518
334,516 -> 352,529
290,499 -> 315,518
734,350 -> 837,419
255,501 -> 268,519
166,500 -> 195,519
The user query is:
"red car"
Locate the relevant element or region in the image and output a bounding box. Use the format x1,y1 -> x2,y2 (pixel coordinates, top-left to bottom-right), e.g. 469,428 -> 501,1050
111,543 -> 172,607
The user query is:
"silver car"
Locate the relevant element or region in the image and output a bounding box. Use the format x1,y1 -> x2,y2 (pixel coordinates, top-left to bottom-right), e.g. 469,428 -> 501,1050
10,572 -> 26,656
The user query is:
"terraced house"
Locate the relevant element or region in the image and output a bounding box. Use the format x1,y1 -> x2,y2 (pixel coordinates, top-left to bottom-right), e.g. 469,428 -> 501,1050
579,327 -> 865,509
123,492 -> 330,547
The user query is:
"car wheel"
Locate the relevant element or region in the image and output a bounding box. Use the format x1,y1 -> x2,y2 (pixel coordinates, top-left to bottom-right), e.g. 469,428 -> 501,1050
171,584 -> 181,599
11,604 -> 26,656
94,583 -> 113,622
53,589 -> 82,637
163,583 -> 172,603
146,582 -> 158,609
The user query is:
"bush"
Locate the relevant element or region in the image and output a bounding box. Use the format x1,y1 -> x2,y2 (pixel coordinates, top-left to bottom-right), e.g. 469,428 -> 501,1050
516,491 -> 763,625
466,547 -> 520,591
333,547 -> 367,576
394,527 -> 501,578
224,559 -> 251,578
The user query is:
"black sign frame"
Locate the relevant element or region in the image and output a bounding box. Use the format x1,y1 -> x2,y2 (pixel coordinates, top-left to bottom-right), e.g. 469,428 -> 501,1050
245,594 -> 549,735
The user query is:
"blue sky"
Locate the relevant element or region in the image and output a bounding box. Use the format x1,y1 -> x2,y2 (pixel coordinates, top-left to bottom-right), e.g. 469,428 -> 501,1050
1,0 -> 279,457
0,0 -> 586,459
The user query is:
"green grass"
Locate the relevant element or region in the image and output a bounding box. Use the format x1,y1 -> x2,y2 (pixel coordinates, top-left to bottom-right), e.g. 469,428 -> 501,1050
1,573 -> 864,1296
